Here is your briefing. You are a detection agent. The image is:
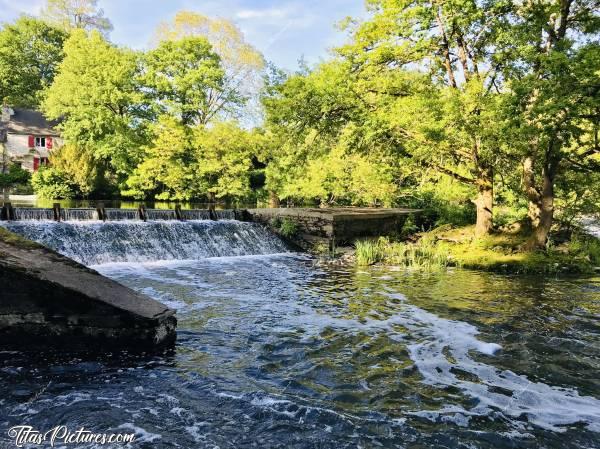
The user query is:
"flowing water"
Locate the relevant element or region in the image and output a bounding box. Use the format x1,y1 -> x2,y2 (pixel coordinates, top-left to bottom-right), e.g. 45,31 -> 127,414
1,220 -> 599,448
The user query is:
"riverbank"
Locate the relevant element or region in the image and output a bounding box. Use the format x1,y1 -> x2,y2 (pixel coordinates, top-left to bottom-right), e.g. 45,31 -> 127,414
352,223 -> 600,274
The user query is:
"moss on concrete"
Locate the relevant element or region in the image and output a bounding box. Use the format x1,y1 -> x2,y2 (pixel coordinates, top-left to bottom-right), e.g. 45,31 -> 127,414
0,226 -> 42,249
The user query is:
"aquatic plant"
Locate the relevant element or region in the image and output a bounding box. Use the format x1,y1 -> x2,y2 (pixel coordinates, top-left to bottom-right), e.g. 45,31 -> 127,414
278,218 -> 298,238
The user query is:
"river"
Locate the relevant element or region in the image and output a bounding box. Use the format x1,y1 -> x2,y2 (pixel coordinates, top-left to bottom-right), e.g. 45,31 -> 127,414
1,220 -> 599,448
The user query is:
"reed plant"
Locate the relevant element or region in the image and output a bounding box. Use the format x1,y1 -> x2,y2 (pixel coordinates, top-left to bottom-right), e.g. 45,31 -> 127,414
355,236 -> 452,269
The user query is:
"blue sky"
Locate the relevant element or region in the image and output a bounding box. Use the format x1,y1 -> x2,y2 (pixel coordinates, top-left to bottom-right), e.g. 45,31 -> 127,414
0,0 -> 366,70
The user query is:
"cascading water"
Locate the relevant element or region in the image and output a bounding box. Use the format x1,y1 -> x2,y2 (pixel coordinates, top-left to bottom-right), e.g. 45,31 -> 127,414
13,207 -> 54,221
104,208 -> 140,221
181,209 -> 212,220
145,209 -> 178,220
2,220 -> 290,265
61,208 -> 99,221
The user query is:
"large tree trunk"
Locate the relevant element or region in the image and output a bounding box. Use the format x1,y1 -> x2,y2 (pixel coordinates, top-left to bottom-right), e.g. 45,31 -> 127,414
474,180 -> 493,237
527,172 -> 554,249
473,166 -> 494,237
268,191 -> 280,208
523,155 -> 556,249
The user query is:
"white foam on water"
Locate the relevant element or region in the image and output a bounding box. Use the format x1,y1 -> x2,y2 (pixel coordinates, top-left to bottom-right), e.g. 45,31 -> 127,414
117,423 -> 161,443
374,292 -> 600,433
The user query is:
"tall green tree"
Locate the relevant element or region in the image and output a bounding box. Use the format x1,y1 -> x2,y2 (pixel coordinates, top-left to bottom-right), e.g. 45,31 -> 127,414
501,0 -> 600,248
42,29 -> 146,191
338,0 -> 516,236
154,11 -> 266,124
123,118 -> 257,201
141,36 -> 228,125
262,60 -> 400,206
0,16 -> 66,107
41,0 -> 113,35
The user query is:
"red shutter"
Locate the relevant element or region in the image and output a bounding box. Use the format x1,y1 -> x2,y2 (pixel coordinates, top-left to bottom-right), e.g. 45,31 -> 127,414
28,135 -> 34,147
33,157 -> 39,171
46,137 -> 53,149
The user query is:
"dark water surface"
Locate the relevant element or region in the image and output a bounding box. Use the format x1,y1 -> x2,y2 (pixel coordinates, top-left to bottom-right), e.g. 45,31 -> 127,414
1,222 -> 600,448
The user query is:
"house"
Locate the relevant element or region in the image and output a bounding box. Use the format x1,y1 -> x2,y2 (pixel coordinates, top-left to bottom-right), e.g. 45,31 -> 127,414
0,104 -> 61,173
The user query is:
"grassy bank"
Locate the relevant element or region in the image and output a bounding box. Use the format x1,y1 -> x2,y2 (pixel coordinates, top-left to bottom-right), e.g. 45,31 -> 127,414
355,224 -> 600,274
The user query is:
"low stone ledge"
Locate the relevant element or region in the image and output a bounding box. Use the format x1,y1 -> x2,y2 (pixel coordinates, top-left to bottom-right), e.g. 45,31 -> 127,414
0,227 -> 176,350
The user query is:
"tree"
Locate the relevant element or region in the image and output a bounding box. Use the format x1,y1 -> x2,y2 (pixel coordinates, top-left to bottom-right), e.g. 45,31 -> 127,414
0,16 -> 66,107
154,11 -> 266,124
43,29 -> 146,191
338,0 -> 516,236
123,118 -> 257,201
41,0 -> 112,35
262,60 -> 401,206
193,122 -> 257,200
142,36 -> 227,125
501,0 -> 600,248
0,162 -> 30,200
123,116 -> 197,200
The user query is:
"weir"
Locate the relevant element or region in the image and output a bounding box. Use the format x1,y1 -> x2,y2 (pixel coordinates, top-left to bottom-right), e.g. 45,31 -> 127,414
0,205 -> 244,222
2,220 -> 291,265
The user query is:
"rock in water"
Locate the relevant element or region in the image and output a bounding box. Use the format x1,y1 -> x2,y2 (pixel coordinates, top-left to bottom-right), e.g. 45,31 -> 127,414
0,227 -> 176,349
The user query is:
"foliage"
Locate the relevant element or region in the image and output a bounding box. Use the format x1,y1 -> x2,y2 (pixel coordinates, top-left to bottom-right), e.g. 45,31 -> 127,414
31,166 -> 77,199
355,239 -> 385,266
142,36 -> 226,125
41,0 -> 112,35
263,60 -> 401,206
278,218 -> 298,238
0,16 -> 67,107
365,225 -> 600,274
154,11 -> 265,124
43,29 -> 146,188
124,118 -> 257,201
356,237 -> 452,269
0,163 -> 31,189
48,143 -> 101,196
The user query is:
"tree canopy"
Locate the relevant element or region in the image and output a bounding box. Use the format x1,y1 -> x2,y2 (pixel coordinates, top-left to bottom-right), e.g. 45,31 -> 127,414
0,16 -> 66,107
41,0 -> 113,35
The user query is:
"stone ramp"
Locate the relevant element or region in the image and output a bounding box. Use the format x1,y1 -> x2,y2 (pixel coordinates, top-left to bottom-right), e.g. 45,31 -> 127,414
0,227 -> 176,349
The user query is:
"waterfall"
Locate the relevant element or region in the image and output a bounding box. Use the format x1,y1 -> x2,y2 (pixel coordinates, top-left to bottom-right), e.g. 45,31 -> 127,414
2,220 -> 290,266
214,210 -> 236,220
62,208 -> 99,221
13,208 -> 54,221
145,209 -> 178,220
181,209 -> 212,220
105,208 -> 139,221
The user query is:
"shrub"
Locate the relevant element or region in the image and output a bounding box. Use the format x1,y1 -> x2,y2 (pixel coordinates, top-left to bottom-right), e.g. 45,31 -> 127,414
278,218 -> 298,237
31,166 -> 77,199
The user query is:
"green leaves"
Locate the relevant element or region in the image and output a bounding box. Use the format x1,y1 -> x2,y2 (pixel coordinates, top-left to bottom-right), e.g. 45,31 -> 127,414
142,37 -> 226,125
0,16 -> 66,107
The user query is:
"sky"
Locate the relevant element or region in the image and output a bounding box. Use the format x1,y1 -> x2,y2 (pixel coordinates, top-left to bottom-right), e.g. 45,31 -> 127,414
0,0 -> 366,70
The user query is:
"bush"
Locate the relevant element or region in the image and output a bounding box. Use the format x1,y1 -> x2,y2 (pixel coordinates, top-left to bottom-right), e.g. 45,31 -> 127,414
278,218 -> 298,237
31,166 -> 77,199
0,163 -> 30,190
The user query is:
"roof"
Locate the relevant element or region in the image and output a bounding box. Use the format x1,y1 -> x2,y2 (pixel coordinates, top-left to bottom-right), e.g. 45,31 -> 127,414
6,108 -> 60,136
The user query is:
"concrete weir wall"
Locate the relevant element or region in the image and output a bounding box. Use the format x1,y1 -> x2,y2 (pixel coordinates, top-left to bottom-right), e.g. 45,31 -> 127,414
248,207 -> 415,247
0,227 -> 176,349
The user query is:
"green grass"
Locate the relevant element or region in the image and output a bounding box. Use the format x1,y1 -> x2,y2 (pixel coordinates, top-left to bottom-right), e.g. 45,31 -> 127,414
355,225 -> 600,274
355,236 -> 452,269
